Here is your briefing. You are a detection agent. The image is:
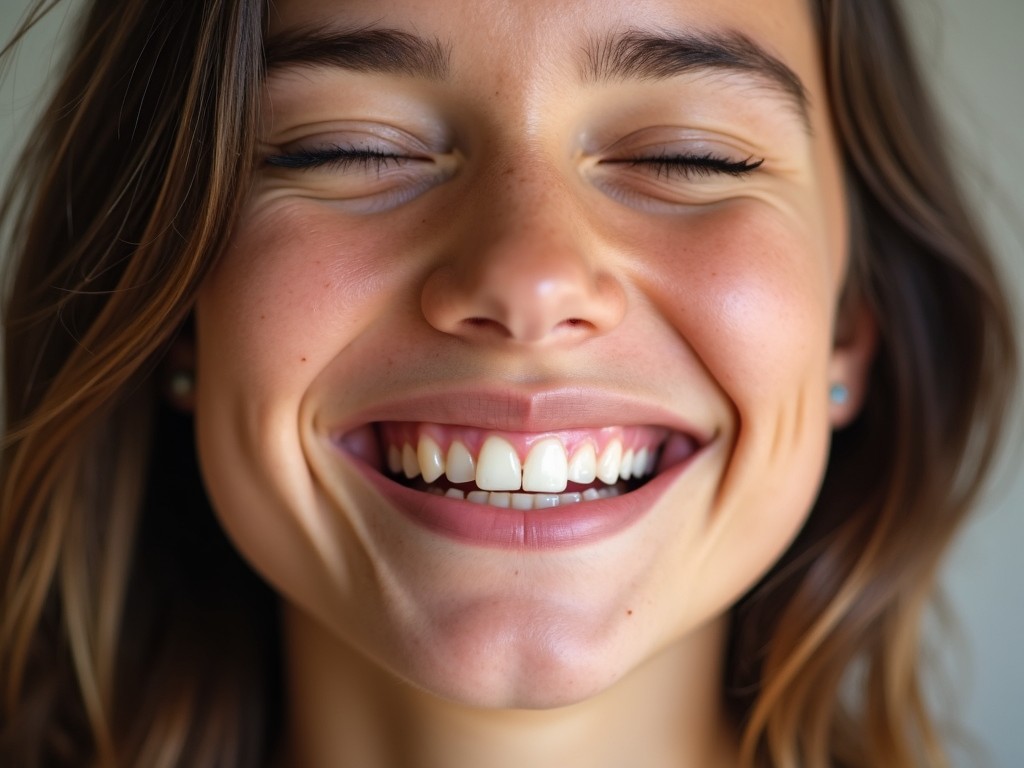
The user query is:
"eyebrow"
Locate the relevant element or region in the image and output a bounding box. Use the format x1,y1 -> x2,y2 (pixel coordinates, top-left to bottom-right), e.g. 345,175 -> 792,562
264,25 -> 451,80
263,24 -> 809,128
583,29 -> 810,128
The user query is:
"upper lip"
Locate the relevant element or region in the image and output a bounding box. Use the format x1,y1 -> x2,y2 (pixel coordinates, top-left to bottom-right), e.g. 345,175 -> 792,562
322,384 -> 715,444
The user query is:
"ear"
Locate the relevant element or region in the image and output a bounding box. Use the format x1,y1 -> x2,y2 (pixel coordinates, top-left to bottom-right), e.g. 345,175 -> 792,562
827,293 -> 877,428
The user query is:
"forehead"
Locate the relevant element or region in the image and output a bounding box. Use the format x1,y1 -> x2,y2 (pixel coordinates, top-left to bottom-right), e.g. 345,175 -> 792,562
266,0 -> 824,92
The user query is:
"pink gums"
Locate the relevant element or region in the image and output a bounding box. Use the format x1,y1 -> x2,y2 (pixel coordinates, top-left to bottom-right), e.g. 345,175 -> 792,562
376,423 -> 668,461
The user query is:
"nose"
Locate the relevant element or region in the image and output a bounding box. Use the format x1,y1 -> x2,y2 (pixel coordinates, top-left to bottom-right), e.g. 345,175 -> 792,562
421,162 -> 626,345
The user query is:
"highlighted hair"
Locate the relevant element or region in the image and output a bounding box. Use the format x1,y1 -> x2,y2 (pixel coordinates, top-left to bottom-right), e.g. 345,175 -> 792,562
0,0 -> 1016,765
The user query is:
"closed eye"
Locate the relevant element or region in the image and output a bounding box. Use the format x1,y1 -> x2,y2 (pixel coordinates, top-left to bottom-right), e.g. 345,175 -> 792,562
607,153 -> 764,180
265,145 -> 419,173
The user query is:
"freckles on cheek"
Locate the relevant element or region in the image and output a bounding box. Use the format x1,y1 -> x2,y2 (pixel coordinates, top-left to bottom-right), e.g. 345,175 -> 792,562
201,203 -> 399,379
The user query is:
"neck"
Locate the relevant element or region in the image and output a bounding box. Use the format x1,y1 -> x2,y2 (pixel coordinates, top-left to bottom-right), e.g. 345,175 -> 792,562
280,604 -> 739,768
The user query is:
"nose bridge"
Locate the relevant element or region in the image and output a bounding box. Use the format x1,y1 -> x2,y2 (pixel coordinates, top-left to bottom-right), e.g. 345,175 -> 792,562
488,150 -> 578,236
421,148 -> 626,345
474,153 -> 586,272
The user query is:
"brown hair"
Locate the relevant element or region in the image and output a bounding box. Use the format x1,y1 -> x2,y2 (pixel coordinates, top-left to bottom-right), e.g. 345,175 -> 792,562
0,1 -> 1016,766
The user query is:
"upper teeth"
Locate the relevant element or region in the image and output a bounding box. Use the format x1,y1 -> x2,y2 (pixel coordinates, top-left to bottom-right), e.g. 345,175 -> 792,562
386,433 -> 657,492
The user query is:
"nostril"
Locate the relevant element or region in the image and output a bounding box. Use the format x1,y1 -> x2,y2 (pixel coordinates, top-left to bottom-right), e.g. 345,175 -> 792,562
461,317 -> 514,337
551,317 -> 597,336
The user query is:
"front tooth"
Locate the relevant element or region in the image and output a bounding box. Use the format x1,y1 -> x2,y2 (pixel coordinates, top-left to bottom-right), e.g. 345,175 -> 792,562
596,440 -> 622,484
582,488 -> 601,501
467,490 -> 490,504
559,492 -> 583,505
522,438 -> 568,492
534,494 -> 560,509
417,436 -> 445,483
476,436 -> 522,491
567,443 -> 597,484
445,488 -> 465,500
445,441 -> 475,483
402,443 -> 420,479
619,448 -> 635,481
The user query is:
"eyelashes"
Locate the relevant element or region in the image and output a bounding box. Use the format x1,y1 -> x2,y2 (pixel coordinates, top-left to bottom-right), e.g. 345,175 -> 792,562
261,142 -> 766,214
265,145 -> 764,181
616,152 -> 764,180
265,145 -> 415,173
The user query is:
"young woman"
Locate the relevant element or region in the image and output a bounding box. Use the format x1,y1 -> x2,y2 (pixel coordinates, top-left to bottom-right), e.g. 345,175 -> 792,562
0,0 -> 1016,766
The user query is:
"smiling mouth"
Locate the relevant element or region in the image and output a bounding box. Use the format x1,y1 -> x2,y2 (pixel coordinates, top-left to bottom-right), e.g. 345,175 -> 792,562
341,422 -> 701,510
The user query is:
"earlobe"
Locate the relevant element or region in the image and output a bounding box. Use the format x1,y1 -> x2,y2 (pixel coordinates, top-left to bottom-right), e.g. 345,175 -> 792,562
827,296 -> 878,428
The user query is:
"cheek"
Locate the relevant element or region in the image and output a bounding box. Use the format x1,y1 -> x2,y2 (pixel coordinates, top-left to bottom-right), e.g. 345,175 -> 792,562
631,204 -> 836,610
197,201 -> 399,389
635,203 -> 835,400
191,202 -> 410,603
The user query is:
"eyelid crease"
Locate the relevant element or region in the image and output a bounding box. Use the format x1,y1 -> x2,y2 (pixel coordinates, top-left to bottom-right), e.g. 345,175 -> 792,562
261,117 -> 447,155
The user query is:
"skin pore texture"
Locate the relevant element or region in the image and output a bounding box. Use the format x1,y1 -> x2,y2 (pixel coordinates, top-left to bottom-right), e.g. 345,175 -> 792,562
193,0 -> 875,766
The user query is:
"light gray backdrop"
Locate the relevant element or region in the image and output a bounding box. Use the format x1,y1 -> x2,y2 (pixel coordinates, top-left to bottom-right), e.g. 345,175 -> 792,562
1,1 -> 1020,766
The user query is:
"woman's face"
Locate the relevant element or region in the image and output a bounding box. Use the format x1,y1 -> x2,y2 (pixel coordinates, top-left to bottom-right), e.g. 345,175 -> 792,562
195,0 -> 867,707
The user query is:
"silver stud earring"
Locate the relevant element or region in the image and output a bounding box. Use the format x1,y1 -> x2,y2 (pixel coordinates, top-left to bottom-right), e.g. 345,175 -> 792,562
829,383 -> 849,405
169,369 -> 195,401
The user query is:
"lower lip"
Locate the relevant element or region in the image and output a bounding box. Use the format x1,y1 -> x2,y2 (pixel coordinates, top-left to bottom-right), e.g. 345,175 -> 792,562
351,456 -> 693,550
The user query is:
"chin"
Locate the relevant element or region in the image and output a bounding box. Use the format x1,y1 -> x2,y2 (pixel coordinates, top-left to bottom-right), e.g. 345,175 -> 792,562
398,628 -> 634,711
358,585 -> 680,712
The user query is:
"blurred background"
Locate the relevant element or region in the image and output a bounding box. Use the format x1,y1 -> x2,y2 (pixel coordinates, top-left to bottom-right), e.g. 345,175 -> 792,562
1,1 -> 1021,765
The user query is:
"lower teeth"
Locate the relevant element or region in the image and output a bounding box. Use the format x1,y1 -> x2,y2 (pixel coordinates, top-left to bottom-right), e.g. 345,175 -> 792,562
424,484 -> 627,509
